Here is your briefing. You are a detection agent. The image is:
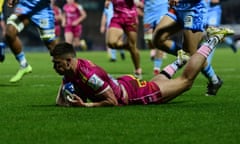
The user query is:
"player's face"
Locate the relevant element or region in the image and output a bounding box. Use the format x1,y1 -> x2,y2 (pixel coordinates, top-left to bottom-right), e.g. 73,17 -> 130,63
52,57 -> 68,75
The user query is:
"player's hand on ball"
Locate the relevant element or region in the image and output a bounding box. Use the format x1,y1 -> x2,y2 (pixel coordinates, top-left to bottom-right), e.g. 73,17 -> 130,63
66,94 -> 85,107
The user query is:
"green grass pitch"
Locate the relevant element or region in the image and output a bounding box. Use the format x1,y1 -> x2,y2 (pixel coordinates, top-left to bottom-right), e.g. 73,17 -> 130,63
0,48 -> 239,144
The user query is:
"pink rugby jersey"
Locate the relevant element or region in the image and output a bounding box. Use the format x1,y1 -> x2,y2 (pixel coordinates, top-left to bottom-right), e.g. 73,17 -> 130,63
63,3 -> 83,26
63,59 -> 127,105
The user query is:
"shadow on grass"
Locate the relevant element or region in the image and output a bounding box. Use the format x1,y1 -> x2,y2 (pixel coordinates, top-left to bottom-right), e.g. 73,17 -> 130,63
30,101 -> 190,109
0,83 -> 20,87
31,104 -> 57,108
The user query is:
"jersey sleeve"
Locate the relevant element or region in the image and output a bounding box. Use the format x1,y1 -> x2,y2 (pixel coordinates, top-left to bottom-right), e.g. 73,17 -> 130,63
87,73 -> 110,95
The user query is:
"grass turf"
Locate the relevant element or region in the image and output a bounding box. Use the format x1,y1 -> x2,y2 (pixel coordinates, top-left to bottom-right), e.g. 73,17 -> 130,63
0,48 -> 239,144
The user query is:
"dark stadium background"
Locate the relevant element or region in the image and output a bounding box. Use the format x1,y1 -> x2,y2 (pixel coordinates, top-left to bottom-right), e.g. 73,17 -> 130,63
2,0 -> 240,51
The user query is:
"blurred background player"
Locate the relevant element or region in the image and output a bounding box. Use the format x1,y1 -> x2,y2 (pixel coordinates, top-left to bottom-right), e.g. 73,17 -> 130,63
100,1 -> 125,62
206,0 -> 237,53
5,0 -> 57,83
62,0 -> 87,51
0,0 -> 6,62
153,0 -> 224,96
143,0 -> 169,75
105,0 -> 142,79
51,0 -> 62,44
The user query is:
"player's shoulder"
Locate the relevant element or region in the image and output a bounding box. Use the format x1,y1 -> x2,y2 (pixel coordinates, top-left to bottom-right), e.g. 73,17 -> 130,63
76,3 -> 84,10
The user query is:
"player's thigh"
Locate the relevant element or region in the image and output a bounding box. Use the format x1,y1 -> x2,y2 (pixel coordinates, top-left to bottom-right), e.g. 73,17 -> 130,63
155,49 -> 165,58
153,76 -> 189,98
183,30 -> 203,54
153,15 -> 180,39
106,27 -> 124,44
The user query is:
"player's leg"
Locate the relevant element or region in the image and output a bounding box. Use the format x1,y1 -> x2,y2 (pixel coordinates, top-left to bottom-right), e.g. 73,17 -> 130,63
125,30 -> 142,79
110,48 -> 117,62
144,27 -> 164,75
149,49 -> 156,61
144,29 -> 157,61
202,26 -> 236,95
118,35 -> 125,60
108,15 -> 142,78
153,15 -> 182,56
177,29 -> 224,96
64,31 -> 74,45
73,25 -> 87,51
104,28 -> 114,61
184,30 -> 220,94
153,49 -> 165,75
73,37 -> 81,50
107,26 -> 119,61
224,36 -> 237,53
72,25 -> 81,49
119,49 -> 125,60
144,26 -> 155,58
179,1 -> 223,96
152,27 -> 234,103
106,27 -> 125,49
5,14 -> 32,82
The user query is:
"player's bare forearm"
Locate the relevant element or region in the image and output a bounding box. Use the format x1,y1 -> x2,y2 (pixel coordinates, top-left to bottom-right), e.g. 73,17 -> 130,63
84,100 -> 118,107
68,88 -> 119,107
68,95 -> 118,107
84,90 -> 118,107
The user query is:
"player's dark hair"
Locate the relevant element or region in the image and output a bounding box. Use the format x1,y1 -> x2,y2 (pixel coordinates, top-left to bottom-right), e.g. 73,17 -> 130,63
51,42 -> 76,57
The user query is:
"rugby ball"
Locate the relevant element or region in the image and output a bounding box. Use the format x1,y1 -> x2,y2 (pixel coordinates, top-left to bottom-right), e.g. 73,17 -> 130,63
62,82 -> 75,100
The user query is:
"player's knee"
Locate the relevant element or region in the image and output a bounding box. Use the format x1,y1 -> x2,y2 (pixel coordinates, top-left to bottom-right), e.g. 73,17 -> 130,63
107,41 -> 116,48
6,14 -> 24,33
40,29 -> 56,49
153,30 -> 166,48
181,77 -> 194,91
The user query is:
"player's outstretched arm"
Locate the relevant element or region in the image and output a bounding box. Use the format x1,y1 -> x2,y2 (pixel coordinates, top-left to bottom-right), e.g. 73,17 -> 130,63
67,88 -> 119,107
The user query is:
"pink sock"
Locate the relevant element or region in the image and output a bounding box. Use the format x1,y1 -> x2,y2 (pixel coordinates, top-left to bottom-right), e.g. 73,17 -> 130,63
197,44 -> 212,58
163,64 -> 177,77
